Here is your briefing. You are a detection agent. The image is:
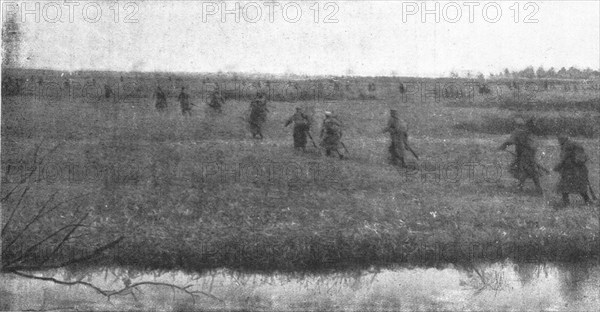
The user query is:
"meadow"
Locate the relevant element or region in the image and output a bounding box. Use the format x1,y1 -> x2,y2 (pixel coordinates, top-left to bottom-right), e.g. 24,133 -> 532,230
1,69 -> 599,274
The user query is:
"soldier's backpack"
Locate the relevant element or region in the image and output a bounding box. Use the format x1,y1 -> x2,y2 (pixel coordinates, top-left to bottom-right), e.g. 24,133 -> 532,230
296,113 -> 310,127
324,118 -> 341,135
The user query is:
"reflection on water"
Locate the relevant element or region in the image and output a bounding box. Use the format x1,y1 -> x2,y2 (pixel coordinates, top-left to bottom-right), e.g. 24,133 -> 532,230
1,261 -> 598,311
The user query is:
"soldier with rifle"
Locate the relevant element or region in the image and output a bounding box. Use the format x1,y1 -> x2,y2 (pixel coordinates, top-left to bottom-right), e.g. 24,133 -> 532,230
178,87 -> 192,116
104,83 -> 113,99
153,86 -> 168,113
498,117 -> 543,193
249,91 -> 268,140
207,87 -> 225,113
285,107 -> 313,152
320,111 -> 345,159
553,134 -> 595,205
383,109 -> 418,168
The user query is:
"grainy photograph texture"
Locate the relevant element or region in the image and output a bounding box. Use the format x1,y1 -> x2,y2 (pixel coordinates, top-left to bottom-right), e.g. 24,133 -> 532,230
1,0 -> 599,311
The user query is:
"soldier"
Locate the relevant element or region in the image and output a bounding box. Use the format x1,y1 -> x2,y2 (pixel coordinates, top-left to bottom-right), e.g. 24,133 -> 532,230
249,92 -> 268,139
285,107 -> 311,151
553,135 -> 591,205
104,83 -> 113,99
2,76 -> 11,95
368,82 -> 376,92
15,78 -> 23,95
207,88 -> 225,113
153,86 -> 167,112
63,78 -> 70,91
178,87 -> 192,116
320,111 -> 344,159
498,118 -> 543,193
383,109 -> 409,167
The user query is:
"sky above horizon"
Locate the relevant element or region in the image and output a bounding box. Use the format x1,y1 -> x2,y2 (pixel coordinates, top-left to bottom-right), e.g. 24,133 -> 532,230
4,0 -> 600,77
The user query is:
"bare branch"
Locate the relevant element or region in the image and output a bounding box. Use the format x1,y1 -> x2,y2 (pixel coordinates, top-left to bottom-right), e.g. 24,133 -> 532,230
1,186 -> 29,236
4,221 -> 86,268
3,191 -> 59,250
4,192 -> 92,250
10,270 -> 225,304
37,213 -> 89,266
5,236 -> 124,271
11,270 -> 113,297
1,139 -> 62,203
9,270 -> 109,296
106,281 -> 224,303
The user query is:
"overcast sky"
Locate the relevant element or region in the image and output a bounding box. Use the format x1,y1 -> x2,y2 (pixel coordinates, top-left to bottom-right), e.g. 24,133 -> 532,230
7,0 -> 600,77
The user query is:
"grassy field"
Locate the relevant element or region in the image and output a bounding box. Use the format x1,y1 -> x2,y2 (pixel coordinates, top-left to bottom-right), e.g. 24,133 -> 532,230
2,70 -> 599,273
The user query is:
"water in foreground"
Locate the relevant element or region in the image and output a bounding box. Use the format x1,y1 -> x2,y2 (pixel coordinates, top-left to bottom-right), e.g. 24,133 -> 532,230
1,261 -> 598,311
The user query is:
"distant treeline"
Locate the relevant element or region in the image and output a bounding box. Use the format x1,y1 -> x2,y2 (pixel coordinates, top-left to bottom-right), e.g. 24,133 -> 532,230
2,67 -> 598,103
490,66 -> 600,80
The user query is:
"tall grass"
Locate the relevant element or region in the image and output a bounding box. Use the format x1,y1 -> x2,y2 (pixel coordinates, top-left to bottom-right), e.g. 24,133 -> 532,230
498,97 -> 600,113
453,115 -> 599,138
2,74 -> 599,274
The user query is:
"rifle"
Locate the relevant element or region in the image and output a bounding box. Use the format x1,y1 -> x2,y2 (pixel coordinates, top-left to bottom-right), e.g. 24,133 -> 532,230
405,143 -> 419,160
504,150 -> 550,174
340,141 -> 349,154
305,130 -> 319,149
587,176 -> 598,201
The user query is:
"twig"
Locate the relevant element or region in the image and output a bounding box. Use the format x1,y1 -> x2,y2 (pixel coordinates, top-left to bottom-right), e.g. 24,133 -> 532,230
5,220 -> 86,267
4,191 -> 92,251
38,213 -> 90,266
2,139 -> 62,203
1,186 -> 30,236
1,140 -> 45,202
4,191 -> 60,250
6,236 -> 124,271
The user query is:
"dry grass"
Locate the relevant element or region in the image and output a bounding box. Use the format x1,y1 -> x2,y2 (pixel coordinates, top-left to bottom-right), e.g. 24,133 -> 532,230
2,72 -> 599,273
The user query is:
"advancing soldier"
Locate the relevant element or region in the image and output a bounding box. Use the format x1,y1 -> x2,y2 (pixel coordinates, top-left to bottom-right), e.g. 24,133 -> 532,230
498,118 -> 543,193
553,135 -> 592,205
178,87 -> 192,116
207,88 -> 225,113
320,111 -> 344,159
104,84 -> 113,99
2,77 -> 11,95
153,86 -> 167,112
249,92 -> 268,139
285,107 -> 311,151
383,109 -> 410,167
